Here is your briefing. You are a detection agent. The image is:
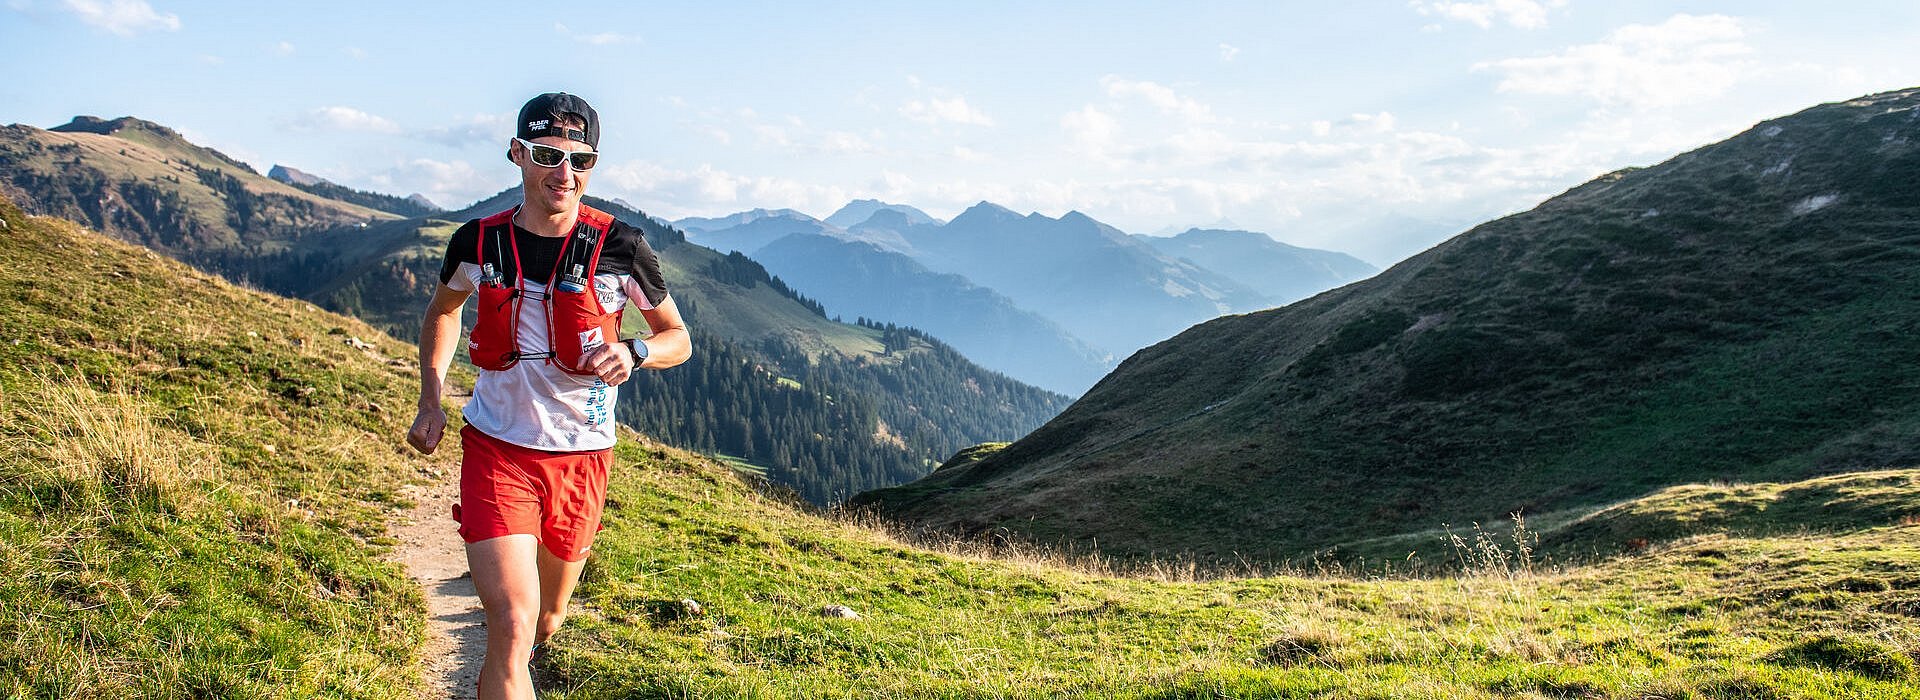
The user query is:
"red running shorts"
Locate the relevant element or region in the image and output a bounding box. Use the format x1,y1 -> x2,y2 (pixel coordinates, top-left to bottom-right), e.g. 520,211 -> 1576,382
454,425 -> 611,562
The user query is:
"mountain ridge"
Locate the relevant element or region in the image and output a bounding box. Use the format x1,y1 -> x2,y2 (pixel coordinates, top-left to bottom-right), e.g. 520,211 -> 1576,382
856,86 -> 1920,562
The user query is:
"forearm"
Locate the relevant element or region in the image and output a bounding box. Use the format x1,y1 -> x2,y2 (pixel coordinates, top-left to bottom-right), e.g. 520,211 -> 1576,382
634,327 -> 691,370
418,307 -> 463,407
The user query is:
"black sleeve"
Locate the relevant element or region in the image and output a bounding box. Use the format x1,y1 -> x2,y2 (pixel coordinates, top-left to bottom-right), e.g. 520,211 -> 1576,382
439,220 -> 481,285
617,220 -> 670,307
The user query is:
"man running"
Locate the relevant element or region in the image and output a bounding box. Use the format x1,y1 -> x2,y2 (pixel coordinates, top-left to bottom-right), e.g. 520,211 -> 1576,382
406,92 -> 689,699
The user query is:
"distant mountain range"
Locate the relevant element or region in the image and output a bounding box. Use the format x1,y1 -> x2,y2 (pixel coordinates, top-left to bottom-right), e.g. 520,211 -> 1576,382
677,202 -> 1376,394
0,115 -> 1069,504
823,199 -> 942,229
1137,228 -> 1380,305
269,164 -> 443,217
857,86 -> 1920,561
752,232 -> 1113,394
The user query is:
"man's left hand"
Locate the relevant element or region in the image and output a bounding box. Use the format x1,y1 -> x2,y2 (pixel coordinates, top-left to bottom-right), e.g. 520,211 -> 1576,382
582,342 -> 635,386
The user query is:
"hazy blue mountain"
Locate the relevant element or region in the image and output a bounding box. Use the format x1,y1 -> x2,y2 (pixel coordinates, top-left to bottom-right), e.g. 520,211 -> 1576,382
752,232 -> 1114,394
855,202 -> 1272,357
673,208 -> 814,234
824,199 -> 943,229
1137,228 -> 1378,305
675,209 -> 833,255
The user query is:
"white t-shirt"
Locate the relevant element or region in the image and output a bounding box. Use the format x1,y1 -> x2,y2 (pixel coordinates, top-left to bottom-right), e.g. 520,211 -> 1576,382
441,216 -> 669,452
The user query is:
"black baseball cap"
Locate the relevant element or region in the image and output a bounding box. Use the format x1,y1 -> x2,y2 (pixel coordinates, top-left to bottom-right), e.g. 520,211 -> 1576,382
517,92 -> 600,149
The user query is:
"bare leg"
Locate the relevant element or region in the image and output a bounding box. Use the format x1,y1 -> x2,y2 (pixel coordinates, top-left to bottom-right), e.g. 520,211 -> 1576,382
534,544 -> 590,646
468,534 -> 540,700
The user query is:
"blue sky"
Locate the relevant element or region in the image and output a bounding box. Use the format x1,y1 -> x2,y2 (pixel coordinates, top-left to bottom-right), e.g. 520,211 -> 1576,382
5,1 -> 1918,264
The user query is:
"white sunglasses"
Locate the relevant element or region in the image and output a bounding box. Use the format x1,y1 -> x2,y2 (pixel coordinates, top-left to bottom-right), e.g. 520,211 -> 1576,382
514,137 -> 599,171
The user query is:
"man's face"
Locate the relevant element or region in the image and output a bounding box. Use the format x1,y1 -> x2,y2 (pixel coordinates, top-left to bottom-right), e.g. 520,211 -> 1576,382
511,134 -> 594,215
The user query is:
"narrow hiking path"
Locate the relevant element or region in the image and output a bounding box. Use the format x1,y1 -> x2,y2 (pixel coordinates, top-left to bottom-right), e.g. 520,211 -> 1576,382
392,456 -> 485,699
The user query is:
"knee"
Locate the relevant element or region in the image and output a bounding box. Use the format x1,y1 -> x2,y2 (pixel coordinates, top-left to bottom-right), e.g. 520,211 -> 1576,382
535,607 -> 569,643
486,607 -> 541,653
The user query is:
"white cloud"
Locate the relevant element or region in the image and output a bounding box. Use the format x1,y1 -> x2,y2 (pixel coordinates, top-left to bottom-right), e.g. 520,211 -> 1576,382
1474,14 -> 1754,107
1219,43 -> 1240,62
752,124 -> 791,147
420,112 -> 511,147
295,106 -> 401,134
555,22 -> 640,46
275,40 -> 294,55
950,145 -> 988,163
691,124 -> 732,145
362,159 -> 501,211
342,46 -> 366,60
1411,0 -> 1561,30
1346,111 -> 1396,133
1102,76 -> 1217,123
61,0 -> 177,36
816,130 -> 879,156
1061,105 -> 1121,162
900,96 -> 995,126
593,161 -> 855,220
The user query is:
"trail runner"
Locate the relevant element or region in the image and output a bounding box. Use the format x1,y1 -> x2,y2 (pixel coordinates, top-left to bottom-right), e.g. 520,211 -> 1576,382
407,92 -> 690,699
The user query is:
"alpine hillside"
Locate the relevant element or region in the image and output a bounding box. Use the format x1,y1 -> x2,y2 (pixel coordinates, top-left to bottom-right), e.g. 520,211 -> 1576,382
0,118 -> 1070,505
0,116 -> 399,257
7,143 -> 1920,700
857,87 -> 1920,563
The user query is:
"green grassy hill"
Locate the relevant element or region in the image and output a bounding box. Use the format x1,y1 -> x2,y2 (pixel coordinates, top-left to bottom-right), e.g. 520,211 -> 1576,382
0,196 -> 428,696
4,196 -> 1919,698
856,86 -> 1920,563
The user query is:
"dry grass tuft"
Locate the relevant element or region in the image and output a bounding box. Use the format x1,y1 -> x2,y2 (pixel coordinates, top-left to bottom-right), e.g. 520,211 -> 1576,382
3,369 -> 214,512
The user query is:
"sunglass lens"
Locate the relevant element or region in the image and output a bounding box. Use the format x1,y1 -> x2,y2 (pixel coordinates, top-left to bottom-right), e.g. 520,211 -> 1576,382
528,144 -> 566,168
568,152 -> 598,171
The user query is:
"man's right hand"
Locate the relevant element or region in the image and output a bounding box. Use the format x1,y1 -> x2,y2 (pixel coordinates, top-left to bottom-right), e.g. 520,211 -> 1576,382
408,405 -> 447,454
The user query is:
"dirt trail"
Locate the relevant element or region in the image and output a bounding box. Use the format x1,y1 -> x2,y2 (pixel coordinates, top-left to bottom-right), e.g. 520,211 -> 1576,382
391,459 -> 485,699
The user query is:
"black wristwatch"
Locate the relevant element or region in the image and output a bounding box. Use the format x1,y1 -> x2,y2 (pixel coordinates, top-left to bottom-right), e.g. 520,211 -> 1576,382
623,337 -> 650,362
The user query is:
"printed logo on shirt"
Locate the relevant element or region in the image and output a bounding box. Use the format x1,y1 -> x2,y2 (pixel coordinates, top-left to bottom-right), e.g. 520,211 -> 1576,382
585,381 -> 609,426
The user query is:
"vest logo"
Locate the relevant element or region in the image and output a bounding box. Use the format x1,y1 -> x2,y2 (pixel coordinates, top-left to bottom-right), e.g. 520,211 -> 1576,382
578,327 -> 604,349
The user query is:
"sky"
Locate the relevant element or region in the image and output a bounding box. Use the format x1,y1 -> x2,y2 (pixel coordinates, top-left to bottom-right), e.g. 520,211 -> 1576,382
5,1 -> 1918,265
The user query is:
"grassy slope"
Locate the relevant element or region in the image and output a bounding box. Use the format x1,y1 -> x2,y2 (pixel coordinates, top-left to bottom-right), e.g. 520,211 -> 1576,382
8,198 -> 1919,698
0,198 -> 428,697
857,87 -> 1920,562
546,441 -> 1920,698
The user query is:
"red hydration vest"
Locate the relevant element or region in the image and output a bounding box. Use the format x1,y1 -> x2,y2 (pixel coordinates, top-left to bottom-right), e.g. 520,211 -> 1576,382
467,205 -> 622,376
